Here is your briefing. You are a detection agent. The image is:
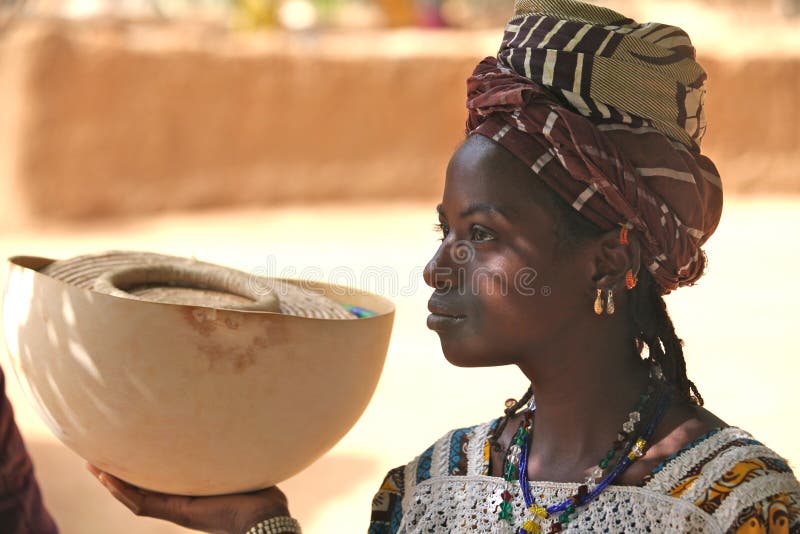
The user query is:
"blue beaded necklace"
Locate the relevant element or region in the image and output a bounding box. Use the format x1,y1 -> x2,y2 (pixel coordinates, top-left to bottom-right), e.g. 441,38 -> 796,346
498,370 -> 671,534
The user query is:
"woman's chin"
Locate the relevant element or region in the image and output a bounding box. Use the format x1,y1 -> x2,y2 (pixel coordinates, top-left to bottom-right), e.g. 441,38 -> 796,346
438,340 -> 507,368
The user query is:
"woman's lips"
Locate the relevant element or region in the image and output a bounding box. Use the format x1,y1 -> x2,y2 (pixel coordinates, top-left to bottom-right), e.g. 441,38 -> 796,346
427,301 -> 466,331
427,313 -> 466,331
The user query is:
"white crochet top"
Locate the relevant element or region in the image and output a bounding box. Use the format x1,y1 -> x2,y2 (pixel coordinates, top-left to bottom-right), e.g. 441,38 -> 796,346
370,421 -> 800,533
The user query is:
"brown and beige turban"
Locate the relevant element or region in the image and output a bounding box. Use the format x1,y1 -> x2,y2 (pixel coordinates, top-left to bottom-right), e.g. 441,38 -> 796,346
466,0 -> 723,293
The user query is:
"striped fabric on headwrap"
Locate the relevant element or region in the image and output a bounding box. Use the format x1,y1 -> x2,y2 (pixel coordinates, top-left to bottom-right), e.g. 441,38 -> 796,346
466,0 -> 723,293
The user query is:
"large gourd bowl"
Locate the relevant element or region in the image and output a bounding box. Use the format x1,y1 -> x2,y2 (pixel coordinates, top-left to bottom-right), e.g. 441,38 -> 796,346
2,255 -> 394,495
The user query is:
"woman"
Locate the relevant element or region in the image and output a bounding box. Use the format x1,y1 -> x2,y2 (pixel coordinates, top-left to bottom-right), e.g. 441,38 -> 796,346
90,0 -> 800,532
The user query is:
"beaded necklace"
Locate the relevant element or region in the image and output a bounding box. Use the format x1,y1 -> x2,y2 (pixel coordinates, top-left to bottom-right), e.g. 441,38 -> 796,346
498,368 -> 671,534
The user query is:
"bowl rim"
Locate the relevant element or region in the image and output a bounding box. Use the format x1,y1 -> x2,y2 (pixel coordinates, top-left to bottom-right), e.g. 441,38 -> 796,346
6,254 -> 397,320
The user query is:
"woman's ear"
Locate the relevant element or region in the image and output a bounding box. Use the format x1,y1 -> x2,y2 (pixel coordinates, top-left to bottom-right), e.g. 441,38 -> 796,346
591,228 -> 641,289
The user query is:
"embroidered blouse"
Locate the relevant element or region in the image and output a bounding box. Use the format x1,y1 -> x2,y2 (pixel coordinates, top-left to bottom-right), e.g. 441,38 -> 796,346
369,420 -> 800,533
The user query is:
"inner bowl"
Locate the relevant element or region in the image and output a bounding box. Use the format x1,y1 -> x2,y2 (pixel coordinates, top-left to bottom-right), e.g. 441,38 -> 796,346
2,255 -> 394,495
92,262 -> 281,310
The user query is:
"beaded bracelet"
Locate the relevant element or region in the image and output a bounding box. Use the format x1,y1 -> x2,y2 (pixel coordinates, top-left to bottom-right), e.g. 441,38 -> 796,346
245,516 -> 302,534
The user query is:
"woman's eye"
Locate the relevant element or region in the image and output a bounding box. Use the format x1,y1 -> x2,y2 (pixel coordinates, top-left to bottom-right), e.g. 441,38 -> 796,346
434,222 -> 449,240
471,225 -> 495,242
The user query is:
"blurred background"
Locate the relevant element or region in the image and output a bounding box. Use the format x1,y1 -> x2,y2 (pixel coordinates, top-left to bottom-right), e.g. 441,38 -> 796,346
0,0 -> 799,532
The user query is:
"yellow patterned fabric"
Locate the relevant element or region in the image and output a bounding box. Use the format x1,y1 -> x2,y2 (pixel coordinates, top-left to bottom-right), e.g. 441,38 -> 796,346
729,493 -> 794,533
668,455 -> 800,533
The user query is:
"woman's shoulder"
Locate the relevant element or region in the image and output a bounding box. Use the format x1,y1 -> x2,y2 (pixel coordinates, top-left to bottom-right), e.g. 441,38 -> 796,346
376,418 -> 502,487
406,418 -> 501,483
642,426 -> 800,532
369,418 -> 501,533
642,426 -> 793,490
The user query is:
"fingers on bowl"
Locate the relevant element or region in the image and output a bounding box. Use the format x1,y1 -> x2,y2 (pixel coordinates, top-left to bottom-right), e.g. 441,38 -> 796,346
86,464 -> 144,514
86,464 -> 203,525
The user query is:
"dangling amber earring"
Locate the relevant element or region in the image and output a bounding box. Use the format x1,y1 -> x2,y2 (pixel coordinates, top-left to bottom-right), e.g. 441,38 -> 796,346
619,226 -> 630,245
625,269 -> 638,290
619,225 -> 638,291
606,288 -> 615,315
594,288 -> 604,315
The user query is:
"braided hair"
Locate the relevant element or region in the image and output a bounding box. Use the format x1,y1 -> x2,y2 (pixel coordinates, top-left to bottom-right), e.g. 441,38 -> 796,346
628,268 -> 703,405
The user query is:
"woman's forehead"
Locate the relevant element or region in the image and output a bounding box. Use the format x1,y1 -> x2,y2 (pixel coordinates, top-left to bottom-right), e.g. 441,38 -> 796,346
443,135 -> 543,215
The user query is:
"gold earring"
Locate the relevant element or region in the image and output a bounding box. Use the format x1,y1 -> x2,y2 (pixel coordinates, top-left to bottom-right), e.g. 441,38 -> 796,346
594,288 -> 604,315
606,288 -> 615,315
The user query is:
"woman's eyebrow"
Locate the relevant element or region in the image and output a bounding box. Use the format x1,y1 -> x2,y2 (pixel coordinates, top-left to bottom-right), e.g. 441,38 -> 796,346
436,202 -> 511,219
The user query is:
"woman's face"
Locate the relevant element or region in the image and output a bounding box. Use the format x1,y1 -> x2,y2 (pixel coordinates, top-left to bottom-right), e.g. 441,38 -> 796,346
423,135 -> 594,367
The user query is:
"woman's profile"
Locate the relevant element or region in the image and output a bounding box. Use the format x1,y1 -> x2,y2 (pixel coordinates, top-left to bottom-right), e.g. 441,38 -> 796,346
76,0 -> 800,532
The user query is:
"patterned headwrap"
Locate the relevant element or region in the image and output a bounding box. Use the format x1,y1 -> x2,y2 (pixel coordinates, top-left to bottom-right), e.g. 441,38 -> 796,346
466,0 -> 723,293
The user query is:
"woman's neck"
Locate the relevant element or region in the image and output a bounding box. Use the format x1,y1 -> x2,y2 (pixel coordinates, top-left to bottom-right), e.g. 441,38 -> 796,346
517,313 -> 651,480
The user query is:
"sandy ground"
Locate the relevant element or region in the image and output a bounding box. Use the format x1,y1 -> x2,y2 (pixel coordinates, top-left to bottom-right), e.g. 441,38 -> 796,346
1,197 -> 799,533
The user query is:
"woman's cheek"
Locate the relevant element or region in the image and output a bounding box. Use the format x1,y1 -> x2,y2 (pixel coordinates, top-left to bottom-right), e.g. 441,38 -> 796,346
468,259 -> 514,298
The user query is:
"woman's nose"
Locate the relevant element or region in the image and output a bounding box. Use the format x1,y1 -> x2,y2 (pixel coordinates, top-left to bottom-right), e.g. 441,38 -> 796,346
424,243 -> 456,291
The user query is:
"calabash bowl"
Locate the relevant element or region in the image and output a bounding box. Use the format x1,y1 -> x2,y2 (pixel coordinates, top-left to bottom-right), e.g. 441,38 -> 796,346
2,255 -> 394,495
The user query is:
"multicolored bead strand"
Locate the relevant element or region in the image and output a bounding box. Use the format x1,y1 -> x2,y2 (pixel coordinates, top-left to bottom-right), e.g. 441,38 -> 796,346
506,364 -> 670,534
515,385 -> 672,533
585,384 -> 655,489
499,413 -> 533,524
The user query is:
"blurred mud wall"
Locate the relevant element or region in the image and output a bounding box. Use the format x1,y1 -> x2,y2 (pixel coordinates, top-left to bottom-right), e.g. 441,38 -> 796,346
0,15 -> 798,222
